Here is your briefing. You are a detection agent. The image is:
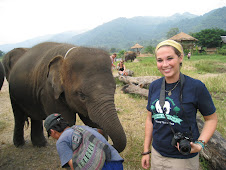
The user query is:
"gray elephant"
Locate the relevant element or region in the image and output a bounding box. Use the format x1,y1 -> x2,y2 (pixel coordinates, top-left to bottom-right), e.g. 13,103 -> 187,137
0,61 -> 5,90
2,48 -> 29,81
124,51 -> 136,62
3,42 -> 126,153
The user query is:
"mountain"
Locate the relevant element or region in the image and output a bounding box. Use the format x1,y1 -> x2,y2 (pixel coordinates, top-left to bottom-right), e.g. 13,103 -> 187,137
0,7 -> 225,52
67,12 -> 198,48
68,7 -> 225,49
0,31 -> 82,52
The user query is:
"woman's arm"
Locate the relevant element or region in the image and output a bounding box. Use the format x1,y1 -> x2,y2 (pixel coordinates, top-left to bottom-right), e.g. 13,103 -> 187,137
198,112 -> 217,143
141,111 -> 153,169
190,112 -> 218,153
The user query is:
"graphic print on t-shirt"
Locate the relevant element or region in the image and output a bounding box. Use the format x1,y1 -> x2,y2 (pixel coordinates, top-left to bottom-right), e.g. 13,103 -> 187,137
150,97 -> 183,125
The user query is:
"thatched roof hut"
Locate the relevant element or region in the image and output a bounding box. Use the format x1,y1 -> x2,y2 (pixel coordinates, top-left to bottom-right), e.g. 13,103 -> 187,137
169,32 -> 198,54
169,32 -> 198,42
131,43 -> 144,54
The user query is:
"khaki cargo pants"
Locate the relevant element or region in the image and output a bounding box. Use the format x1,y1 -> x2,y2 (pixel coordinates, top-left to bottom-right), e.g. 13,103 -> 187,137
151,146 -> 199,170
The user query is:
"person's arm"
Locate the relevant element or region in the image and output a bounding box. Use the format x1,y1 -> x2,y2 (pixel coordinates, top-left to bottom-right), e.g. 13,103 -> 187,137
190,112 -> 217,153
141,111 -> 153,169
123,64 -> 126,71
68,159 -> 74,170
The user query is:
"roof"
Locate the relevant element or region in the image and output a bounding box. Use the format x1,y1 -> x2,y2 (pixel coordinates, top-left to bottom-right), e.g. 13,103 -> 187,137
169,32 -> 198,42
221,36 -> 226,43
131,43 -> 144,49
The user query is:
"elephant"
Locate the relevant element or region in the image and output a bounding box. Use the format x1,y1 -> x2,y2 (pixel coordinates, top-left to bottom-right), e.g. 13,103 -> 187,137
124,51 -> 136,62
3,42 -> 126,153
2,48 -> 29,81
0,61 -> 5,90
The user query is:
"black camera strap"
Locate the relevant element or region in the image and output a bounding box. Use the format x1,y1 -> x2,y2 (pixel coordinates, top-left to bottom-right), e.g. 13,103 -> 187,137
159,73 -> 192,136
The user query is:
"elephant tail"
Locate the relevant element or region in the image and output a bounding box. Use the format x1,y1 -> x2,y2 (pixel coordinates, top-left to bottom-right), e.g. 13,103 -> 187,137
24,116 -> 29,129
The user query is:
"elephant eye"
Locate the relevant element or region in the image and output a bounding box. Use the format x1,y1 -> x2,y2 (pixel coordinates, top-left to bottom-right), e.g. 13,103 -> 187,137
78,92 -> 86,100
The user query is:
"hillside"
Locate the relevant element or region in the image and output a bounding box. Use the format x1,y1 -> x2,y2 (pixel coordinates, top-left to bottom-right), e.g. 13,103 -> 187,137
68,7 -> 226,49
0,7 -> 225,52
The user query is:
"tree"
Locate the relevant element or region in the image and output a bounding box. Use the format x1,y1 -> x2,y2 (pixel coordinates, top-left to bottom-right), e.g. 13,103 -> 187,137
0,50 -> 4,57
192,28 -> 226,48
110,48 -> 117,53
117,50 -> 126,59
144,45 -> 155,54
166,28 -> 179,39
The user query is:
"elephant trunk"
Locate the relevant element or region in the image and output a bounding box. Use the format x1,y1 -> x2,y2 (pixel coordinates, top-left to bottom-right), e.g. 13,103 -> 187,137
88,97 -> 127,153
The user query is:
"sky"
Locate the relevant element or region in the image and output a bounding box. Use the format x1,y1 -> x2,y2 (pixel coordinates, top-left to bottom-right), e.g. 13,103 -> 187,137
0,0 -> 225,45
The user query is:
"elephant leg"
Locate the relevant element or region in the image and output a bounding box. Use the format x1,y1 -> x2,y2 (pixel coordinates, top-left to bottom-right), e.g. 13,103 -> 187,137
11,97 -> 26,147
31,119 -> 47,147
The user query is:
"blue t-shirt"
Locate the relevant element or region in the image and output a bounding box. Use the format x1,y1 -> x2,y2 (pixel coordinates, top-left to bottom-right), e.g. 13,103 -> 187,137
56,125 -> 124,168
146,75 -> 216,159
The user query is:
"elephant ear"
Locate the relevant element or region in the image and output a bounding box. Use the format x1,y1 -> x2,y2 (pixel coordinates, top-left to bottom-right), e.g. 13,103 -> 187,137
47,55 -> 64,100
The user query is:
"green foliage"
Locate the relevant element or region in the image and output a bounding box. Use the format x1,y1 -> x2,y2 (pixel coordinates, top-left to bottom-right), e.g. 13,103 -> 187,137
199,156 -> 211,170
125,57 -> 161,77
110,48 -> 117,53
144,45 -> 155,54
218,45 -> 226,55
117,50 -> 126,59
166,27 -> 179,39
0,50 -> 4,57
192,28 -> 226,48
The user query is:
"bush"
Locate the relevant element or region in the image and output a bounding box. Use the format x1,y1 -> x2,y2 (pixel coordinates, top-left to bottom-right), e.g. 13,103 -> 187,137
117,50 -> 126,59
218,45 -> 226,55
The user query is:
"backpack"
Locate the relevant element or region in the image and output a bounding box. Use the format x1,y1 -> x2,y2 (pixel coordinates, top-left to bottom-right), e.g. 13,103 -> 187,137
71,125 -> 111,170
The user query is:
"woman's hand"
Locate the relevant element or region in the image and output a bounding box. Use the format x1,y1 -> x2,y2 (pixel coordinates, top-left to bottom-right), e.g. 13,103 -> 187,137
141,154 -> 150,169
175,142 -> 202,153
190,142 -> 202,153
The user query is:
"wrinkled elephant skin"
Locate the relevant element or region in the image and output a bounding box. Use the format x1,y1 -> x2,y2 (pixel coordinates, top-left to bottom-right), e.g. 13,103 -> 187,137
3,42 -> 126,152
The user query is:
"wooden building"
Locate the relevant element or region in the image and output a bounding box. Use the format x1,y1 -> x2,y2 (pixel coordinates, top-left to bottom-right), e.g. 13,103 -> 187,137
169,32 -> 198,54
131,43 -> 144,54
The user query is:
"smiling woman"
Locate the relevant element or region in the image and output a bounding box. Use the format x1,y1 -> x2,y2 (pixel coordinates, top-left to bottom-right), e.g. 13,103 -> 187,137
141,40 -> 218,170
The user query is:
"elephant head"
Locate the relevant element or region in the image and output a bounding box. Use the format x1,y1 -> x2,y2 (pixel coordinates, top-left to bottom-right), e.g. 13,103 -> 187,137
47,47 -> 126,152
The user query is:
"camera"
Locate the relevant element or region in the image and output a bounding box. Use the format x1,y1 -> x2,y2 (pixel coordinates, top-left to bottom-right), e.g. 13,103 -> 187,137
171,132 -> 193,155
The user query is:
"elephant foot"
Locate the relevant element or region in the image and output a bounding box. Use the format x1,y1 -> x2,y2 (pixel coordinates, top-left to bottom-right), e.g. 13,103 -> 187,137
30,119 -> 47,147
31,137 -> 47,147
13,137 -> 25,147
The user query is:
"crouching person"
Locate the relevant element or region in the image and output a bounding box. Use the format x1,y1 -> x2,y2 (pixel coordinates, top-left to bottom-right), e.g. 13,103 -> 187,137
44,113 -> 124,170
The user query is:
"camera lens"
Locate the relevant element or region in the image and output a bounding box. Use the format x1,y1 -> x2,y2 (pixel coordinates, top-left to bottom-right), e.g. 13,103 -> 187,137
179,139 -> 191,155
